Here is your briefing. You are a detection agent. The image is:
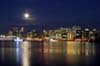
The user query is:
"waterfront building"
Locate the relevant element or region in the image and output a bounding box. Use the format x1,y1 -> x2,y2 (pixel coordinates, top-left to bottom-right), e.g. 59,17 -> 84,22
72,25 -> 81,39
84,28 -> 90,40
67,31 -> 74,41
76,30 -> 82,39
89,31 -> 95,41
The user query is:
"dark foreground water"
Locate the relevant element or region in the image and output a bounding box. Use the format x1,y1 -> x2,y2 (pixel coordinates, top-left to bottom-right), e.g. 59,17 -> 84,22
0,41 -> 99,66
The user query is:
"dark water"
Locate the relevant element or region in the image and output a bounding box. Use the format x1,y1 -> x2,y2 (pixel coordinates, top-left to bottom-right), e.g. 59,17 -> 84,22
0,41 -> 99,66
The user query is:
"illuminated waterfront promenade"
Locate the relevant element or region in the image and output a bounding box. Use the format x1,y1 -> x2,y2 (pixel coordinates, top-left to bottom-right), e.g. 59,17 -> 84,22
0,35 -> 99,43
0,25 -> 99,42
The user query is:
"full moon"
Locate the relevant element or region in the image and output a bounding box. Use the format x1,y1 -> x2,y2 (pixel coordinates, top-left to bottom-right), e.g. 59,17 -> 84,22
24,13 -> 30,19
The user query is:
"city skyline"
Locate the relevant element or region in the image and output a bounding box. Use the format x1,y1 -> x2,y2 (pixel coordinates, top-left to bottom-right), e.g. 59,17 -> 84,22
0,1 -> 100,66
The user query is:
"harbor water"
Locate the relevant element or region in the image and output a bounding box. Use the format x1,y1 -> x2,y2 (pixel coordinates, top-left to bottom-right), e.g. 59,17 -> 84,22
0,41 -> 99,66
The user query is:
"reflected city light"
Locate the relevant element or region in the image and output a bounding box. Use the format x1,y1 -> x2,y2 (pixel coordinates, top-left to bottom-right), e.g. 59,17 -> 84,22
43,41 -> 49,53
66,41 -> 76,64
0,40 -> 97,66
66,41 -> 74,55
85,42 -> 96,56
66,41 -> 96,64
21,41 -> 31,66
66,41 -> 96,56
16,48 -> 20,63
1,48 -> 5,61
16,41 -> 20,48
43,40 -> 96,66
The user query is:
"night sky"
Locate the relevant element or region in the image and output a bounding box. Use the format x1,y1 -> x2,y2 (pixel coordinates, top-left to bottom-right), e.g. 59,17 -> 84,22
0,0 -> 99,32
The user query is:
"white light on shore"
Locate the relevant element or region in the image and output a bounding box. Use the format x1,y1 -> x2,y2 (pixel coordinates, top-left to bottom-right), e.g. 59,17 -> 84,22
14,37 -> 23,42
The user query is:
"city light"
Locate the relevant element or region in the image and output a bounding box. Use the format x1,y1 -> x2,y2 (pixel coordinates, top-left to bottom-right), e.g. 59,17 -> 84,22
14,37 -> 23,42
0,0 -> 99,66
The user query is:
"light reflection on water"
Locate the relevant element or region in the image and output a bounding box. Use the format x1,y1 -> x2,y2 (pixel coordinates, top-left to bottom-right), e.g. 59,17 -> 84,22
0,41 -> 97,66
21,41 -> 31,66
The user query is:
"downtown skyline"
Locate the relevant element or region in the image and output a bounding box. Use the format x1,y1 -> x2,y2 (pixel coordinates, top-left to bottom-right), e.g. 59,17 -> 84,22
0,1 -> 100,66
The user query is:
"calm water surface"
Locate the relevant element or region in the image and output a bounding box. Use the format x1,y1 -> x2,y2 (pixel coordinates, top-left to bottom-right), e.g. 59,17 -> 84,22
0,41 -> 99,66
